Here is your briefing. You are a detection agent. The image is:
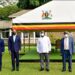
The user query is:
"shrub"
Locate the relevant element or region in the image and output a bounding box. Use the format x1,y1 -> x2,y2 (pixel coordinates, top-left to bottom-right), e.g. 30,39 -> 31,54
0,5 -> 21,20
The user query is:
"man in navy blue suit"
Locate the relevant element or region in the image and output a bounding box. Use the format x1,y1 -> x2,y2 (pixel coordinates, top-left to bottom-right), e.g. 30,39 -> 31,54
61,31 -> 74,72
8,29 -> 21,71
0,36 -> 4,71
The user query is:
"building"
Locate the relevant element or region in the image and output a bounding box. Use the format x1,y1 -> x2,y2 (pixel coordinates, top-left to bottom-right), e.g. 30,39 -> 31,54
0,20 -> 12,44
0,10 -> 30,44
12,1 -> 75,45
1,1 -> 75,45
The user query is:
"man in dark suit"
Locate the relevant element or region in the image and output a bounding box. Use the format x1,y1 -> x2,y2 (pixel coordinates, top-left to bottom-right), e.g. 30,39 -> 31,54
0,36 -> 4,71
8,29 -> 21,71
61,31 -> 74,72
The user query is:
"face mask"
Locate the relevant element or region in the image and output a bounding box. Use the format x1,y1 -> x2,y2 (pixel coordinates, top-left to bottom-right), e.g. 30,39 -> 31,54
40,34 -> 44,37
41,35 -> 44,37
12,32 -> 16,35
64,34 -> 68,38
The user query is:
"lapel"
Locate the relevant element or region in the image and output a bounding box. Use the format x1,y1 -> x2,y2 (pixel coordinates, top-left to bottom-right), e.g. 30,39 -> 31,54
14,35 -> 17,43
12,35 -> 17,43
11,36 -> 14,44
15,35 -> 17,43
11,36 -> 13,42
63,37 -> 70,49
63,38 -> 64,44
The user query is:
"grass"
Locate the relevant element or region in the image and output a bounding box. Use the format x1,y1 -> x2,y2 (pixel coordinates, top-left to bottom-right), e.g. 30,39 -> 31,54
20,46 -> 75,60
1,63 -> 75,75
0,46 -> 75,75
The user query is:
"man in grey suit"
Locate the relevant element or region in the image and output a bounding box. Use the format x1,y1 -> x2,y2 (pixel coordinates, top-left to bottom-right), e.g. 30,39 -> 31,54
61,31 -> 74,72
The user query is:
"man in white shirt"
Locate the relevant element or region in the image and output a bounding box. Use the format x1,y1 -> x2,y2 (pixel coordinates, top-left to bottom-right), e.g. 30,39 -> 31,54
37,32 -> 51,71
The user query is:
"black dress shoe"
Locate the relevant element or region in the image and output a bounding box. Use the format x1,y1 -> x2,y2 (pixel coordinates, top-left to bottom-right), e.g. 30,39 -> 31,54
69,69 -> 72,72
62,69 -> 66,72
40,68 -> 44,71
46,69 -> 49,72
11,69 -> 15,71
16,68 -> 19,71
0,69 -> 2,71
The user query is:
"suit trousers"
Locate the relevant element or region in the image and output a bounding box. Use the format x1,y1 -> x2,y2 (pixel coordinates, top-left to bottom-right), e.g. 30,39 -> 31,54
62,50 -> 72,70
39,53 -> 49,69
11,51 -> 19,70
0,53 -> 2,70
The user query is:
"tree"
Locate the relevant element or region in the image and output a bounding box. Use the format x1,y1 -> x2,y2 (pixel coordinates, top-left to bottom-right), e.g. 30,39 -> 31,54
0,5 -> 21,20
17,0 -> 52,9
17,0 -> 30,9
29,0 -> 40,7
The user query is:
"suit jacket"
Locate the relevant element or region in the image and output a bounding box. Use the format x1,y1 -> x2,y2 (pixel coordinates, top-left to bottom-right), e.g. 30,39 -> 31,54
0,39 -> 4,53
61,36 -> 74,55
8,35 -> 21,52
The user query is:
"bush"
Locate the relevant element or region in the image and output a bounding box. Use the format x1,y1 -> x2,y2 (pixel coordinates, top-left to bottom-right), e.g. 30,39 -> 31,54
17,0 -> 52,9
0,5 -> 21,20
48,32 -> 61,44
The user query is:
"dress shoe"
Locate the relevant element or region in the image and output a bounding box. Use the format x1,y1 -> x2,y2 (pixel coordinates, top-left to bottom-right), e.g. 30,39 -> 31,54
40,68 -> 44,71
62,69 -> 66,72
0,69 -> 2,71
16,68 -> 19,71
46,69 -> 50,72
11,68 -> 15,71
69,69 -> 72,72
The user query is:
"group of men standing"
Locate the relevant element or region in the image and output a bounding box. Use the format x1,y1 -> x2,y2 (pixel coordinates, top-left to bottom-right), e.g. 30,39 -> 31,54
0,30 -> 74,72
37,31 -> 74,72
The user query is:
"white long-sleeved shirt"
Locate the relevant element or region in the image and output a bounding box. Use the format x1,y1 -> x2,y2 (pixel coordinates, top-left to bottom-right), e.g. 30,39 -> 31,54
37,36 -> 51,53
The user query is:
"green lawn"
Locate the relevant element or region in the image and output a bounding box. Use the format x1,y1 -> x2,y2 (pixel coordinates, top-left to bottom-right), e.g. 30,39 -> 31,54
1,62 -> 75,75
4,46 -> 75,60
20,46 -> 75,60
0,47 -> 75,75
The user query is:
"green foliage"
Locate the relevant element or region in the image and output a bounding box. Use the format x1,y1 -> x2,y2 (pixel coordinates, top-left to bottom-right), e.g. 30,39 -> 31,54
48,33 -> 61,44
0,0 -> 52,20
0,5 -> 21,20
30,0 -> 40,7
40,0 -> 52,5
17,0 -> 52,9
17,0 -> 40,9
17,0 -> 30,9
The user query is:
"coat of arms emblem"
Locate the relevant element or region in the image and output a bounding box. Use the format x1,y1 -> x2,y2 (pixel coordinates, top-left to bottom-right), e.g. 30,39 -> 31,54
42,10 -> 52,19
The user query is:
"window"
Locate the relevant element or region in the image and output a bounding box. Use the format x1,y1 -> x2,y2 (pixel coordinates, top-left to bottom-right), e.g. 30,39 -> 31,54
35,32 -> 40,38
24,32 -> 29,38
2,30 -> 9,38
